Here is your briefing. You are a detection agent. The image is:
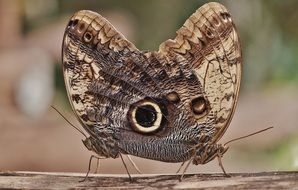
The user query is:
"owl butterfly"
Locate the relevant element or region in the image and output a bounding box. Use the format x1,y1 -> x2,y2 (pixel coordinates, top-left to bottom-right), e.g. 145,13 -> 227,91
62,2 -> 241,180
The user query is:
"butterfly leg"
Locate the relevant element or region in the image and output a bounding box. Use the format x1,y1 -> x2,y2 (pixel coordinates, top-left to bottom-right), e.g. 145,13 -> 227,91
80,155 -> 102,182
176,161 -> 186,174
94,157 -> 100,174
179,159 -> 193,181
126,155 -> 142,174
120,154 -> 132,182
217,154 -> 231,177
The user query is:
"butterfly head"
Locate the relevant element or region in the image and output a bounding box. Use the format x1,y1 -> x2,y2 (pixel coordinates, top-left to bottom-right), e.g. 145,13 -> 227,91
192,143 -> 229,165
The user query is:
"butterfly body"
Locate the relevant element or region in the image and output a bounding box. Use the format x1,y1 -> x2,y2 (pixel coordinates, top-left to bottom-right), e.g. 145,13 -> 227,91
62,2 -> 241,167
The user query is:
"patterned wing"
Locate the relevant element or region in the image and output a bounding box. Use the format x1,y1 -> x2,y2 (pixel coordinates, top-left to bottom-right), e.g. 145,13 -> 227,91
62,10 -> 145,137
158,2 -> 242,143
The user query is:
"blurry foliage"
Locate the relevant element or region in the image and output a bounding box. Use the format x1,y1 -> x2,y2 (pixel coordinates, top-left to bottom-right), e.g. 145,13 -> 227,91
263,0 -> 298,86
269,136 -> 298,170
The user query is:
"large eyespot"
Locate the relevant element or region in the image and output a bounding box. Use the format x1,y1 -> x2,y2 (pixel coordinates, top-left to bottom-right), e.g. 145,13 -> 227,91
135,104 -> 157,127
128,99 -> 165,134
191,96 -> 210,119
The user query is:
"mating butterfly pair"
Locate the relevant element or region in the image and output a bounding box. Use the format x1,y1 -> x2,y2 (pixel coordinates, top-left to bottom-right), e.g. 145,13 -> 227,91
62,2 -> 241,179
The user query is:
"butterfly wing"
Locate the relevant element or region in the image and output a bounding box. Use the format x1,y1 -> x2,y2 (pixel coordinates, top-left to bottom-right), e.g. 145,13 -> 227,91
158,2 -> 242,143
62,10 -> 169,143
62,10 -> 143,137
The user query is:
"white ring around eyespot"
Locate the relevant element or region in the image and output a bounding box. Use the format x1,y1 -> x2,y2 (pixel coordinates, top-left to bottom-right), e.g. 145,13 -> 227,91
131,101 -> 162,133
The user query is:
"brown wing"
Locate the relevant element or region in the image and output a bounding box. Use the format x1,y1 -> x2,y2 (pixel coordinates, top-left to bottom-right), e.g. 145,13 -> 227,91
62,10 -> 143,136
158,2 -> 242,142
62,8 -> 185,139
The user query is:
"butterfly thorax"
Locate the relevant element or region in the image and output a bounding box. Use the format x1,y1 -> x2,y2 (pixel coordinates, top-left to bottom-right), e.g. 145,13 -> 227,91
192,143 -> 229,165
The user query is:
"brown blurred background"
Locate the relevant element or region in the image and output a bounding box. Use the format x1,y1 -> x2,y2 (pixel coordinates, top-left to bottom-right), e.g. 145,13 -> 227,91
0,0 -> 297,175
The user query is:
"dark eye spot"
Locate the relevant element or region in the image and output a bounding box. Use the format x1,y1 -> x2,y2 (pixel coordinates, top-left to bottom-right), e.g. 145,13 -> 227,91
83,32 -> 93,43
135,105 -> 157,127
67,20 -> 73,28
128,98 -> 166,134
191,96 -> 208,115
73,19 -> 79,26
220,12 -> 231,22
67,19 -> 79,28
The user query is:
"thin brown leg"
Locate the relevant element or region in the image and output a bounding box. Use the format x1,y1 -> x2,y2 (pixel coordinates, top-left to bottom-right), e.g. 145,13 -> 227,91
176,161 -> 185,174
217,156 -> 231,177
120,154 -> 132,182
80,155 -> 101,182
126,155 -> 142,174
180,159 -> 192,181
94,157 -> 100,174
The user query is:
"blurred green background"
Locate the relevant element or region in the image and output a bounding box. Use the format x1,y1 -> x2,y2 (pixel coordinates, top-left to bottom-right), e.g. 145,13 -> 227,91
0,0 -> 297,174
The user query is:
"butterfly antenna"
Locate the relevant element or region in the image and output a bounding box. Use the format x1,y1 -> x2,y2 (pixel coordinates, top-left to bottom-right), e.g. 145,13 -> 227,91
51,105 -> 87,138
224,126 -> 273,146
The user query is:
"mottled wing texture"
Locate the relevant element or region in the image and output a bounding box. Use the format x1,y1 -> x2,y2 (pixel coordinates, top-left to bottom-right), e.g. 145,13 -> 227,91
62,10 -> 142,136
158,2 -> 241,142
62,10 -> 169,138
